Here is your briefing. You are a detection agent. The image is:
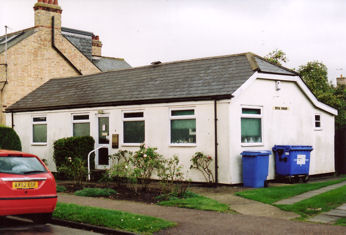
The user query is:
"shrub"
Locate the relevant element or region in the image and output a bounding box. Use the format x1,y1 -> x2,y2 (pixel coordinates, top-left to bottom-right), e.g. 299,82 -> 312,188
53,136 -> 95,183
56,185 -> 66,192
190,152 -> 214,183
74,187 -> 117,197
107,150 -> 137,186
107,145 -> 165,192
0,125 -> 21,151
158,155 -> 188,195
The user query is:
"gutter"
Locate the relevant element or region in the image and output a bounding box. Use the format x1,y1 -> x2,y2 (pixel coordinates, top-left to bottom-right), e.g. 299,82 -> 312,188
51,16 -> 82,75
6,94 -> 233,113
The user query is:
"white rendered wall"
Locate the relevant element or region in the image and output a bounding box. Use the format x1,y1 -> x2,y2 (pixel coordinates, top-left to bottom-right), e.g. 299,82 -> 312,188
8,101 -> 223,182
6,78 -> 335,184
228,78 -> 335,184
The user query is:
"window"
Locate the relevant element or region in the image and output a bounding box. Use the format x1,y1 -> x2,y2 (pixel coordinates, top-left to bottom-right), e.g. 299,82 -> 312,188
170,109 -> 196,144
241,107 -> 262,144
72,114 -> 90,137
32,117 -> 47,144
314,114 -> 321,129
123,111 -> 144,144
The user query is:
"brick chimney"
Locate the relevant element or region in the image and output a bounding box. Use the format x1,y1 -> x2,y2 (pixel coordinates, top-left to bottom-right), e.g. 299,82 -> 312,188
34,0 -> 62,29
337,74 -> 346,86
92,35 -> 102,57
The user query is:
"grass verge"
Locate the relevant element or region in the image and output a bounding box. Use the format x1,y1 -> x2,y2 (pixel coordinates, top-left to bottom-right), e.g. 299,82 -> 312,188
74,187 -> 117,197
235,177 -> 346,204
157,191 -> 230,212
276,185 -> 346,219
53,202 -> 176,234
335,218 -> 346,226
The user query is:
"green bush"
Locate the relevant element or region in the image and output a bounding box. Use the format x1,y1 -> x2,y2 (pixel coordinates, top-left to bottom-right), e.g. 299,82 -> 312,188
0,125 -> 21,151
74,187 -> 117,197
56,185 -> 67,192
53,136 -> 95,183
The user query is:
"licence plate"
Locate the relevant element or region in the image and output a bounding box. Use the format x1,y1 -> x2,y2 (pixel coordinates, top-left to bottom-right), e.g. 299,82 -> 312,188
12,181 -> 38,189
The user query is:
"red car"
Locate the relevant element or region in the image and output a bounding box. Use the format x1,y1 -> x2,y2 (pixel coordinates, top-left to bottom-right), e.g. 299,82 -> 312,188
0,150 -> 57,224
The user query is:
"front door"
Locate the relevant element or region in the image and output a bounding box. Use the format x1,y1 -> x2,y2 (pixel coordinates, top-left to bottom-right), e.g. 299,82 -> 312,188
96,116 -> 110,168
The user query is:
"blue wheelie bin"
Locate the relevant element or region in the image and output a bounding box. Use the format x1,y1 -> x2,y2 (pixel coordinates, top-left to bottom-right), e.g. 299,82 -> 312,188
272,145 -> 313,183
241,150 -> 271,188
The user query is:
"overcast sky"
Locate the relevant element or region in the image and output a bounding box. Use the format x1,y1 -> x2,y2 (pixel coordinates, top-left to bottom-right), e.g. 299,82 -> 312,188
1,0 -> 345,83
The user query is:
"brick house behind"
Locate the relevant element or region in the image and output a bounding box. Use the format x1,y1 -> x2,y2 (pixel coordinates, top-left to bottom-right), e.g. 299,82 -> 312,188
0,0 -> 130,124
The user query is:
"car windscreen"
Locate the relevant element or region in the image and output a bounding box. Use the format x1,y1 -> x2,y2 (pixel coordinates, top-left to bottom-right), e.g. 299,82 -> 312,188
0,156 -> 47,175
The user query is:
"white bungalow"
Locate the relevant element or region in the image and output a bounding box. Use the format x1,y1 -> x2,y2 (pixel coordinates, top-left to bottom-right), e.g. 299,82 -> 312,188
6,53 -> 337,184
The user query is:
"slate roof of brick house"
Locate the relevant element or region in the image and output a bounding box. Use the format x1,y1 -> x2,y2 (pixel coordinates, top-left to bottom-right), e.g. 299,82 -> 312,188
0,28 -> 36,54
6,52 -> 297,112
0,27 -> 131,72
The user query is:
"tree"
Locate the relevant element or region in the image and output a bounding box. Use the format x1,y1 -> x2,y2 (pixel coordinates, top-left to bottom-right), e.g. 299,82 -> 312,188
298,61 -> 346,129
297,61 -> 331,96
264,49 -> 288,66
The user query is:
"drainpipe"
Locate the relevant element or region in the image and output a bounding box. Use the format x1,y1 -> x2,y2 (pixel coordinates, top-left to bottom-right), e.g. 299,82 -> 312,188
51,16 -> 82,75
11,111 -> 14,128
1,26 -> 9,121
214,99 -> 218,184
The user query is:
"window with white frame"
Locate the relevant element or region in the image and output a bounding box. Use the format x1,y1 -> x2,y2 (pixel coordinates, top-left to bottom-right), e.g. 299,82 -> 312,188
314,114 -> 321,129
170,109 -> 196,144
72,114 -> 90,137
123,111 -> 144,144
32,117 -> 47,144
241,107 -> 262,144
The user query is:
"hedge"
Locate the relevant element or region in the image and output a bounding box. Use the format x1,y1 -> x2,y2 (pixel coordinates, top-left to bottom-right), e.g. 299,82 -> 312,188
0,125 -> 22,151
53,136 -> 95,171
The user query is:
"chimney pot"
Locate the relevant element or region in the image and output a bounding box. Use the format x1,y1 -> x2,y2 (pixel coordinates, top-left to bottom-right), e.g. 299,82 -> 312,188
48,0 -> 53,4
38,0 -> 43,3
96,35 -> 99,40
53,0 -> 58,5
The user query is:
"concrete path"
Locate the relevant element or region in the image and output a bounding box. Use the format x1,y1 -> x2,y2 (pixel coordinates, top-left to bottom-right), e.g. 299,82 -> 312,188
58,193 -> 346,234
274,181 -> 346,205
190,186 -> 299,220
308,203 -> 346,224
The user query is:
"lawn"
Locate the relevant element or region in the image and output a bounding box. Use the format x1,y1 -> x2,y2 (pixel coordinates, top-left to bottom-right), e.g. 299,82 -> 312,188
157,191 -> 230,212
277,185 -> 346,218
53,202 -> 176,234
235,177 -> 346,204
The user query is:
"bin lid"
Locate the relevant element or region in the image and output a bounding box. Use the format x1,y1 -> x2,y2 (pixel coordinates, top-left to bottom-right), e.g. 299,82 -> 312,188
272,145 -> 313,151
240,150 -> 271,156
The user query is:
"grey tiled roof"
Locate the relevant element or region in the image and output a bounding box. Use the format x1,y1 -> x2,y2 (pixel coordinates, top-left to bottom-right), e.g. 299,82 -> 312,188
6,53 -> 296,112
254,57 -> 295,75
0,28 -> 36,54
61,27 -> 93,61
93,57 -> 131,72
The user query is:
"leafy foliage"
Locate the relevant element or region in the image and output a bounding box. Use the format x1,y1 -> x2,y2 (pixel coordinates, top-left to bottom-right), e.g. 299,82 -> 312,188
53,136 -> 95,183
158,155 -> 189,195
56,185 -> 66,193
298,61 -> 346,129
264,49 -> 288,66
0,125 -> 21,151
107,145 -> 165,191
74,187 -> 117,197
190,152 -> 214,183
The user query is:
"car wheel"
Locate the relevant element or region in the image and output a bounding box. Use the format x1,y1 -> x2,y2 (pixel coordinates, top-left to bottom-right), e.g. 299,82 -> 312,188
31,213 -> 52,224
